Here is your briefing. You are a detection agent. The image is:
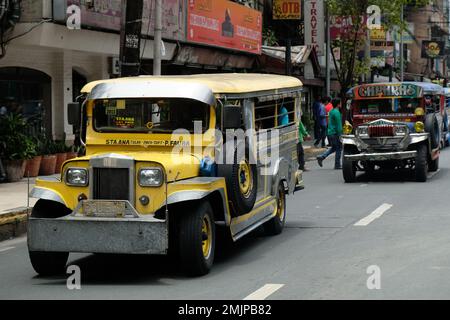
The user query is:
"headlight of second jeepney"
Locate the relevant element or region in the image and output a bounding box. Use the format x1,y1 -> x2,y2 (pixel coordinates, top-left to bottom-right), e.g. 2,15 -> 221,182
139,168 -> 163,187
356,126 -> 369,137
394,125 -> 408,137
66,168 -> 89,186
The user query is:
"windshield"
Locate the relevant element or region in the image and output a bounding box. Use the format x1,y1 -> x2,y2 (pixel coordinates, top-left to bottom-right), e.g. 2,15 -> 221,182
93,98 -> 210,133
354,98 -> 421,115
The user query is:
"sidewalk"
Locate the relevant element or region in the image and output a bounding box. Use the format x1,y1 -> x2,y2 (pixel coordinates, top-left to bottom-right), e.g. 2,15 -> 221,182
0,175 -> 57,241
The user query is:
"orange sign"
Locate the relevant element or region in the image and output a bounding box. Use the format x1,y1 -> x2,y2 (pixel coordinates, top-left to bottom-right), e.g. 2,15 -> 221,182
273,0 -> 301,20
187,0 -> 262,54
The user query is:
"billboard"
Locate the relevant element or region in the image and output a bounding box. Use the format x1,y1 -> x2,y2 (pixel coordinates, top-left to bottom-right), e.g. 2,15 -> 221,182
273,0 -> 301,20
54,0 -> 186,41
187,0 -> 262,54
304,0 -> 324,56
421,41 -> 445,59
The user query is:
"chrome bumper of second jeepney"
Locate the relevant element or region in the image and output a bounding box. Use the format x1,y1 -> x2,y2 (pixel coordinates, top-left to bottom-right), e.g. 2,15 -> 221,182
27,200 -> 168,255
344,150 -> 417,161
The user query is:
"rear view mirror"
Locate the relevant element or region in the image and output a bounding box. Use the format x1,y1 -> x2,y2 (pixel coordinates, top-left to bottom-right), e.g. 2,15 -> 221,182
223,106 -> 241,130
68,102 -> 80,126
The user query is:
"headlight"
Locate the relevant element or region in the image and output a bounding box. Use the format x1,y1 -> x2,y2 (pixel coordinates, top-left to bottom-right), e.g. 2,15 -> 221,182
343,121 -> 353,135
357,126 -> 369,137
395,125 -> 408,136
66,168 -> 88,186
139,168 -> 163,187
415,121 -> 425,133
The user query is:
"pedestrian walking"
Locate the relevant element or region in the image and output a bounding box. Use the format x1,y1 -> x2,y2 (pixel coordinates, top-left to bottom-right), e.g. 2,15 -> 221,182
298,119 -> 311,171
317,99 -> 343,170
314,98 -> 327,148
312,95 -> 322,140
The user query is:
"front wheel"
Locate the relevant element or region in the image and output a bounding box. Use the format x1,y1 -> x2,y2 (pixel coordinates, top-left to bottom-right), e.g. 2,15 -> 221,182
179,201 -> 215,276
264,183 -> 286,236
29,251 -> 69,276
343,148 -> 357,183
415,144 -> 428,182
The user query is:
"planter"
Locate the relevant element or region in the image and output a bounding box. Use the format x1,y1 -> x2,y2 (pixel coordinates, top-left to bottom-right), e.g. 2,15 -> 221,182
5,159 -> 26,182
55,153 -> 67,174
39,155 -> 57,176
66,152 -> 78,161
25,156 -> 42,178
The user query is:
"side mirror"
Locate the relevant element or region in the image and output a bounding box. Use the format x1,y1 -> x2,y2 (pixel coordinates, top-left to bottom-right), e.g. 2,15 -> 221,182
68,102 -> 81,127
223,105 -> 241,130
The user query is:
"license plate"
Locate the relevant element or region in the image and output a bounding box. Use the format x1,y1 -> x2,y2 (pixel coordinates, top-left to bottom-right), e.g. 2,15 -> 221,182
82,201 -> 126,218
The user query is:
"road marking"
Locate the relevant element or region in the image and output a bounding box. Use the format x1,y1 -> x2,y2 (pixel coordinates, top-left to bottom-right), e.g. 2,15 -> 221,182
243,284 -> 285,300
354,203 -> 393,227
0,247 -> 15,253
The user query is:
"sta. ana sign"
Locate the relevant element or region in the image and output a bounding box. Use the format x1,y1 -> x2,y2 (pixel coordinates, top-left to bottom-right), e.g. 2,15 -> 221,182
355,84 -> 421,99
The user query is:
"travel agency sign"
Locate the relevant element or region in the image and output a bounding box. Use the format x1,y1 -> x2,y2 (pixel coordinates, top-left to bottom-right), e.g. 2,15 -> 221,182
304,0 -> 324,56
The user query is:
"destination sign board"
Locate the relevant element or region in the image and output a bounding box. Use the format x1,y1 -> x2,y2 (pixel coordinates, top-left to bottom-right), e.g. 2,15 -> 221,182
353,84 -> 423,99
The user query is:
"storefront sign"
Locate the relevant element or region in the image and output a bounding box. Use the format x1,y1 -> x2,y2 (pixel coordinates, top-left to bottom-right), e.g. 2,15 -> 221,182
54,0 -> 186,41
330,15 -> 367,41
273,0 -> 301,20
304,0 -> 324,56
354,84 -> 422,99
187,0 -> 262,54
421,41 -> 445,59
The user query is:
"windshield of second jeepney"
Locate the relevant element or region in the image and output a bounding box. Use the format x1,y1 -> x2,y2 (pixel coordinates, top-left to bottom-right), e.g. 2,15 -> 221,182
353,98 -> 422,115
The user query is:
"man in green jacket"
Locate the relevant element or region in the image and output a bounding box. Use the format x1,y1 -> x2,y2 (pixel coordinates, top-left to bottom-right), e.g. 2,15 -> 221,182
298,120 -> 310,171
317,99 -> 343,170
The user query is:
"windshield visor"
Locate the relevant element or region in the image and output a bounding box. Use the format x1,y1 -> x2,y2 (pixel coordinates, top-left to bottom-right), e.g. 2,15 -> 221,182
93,98 -> 210,133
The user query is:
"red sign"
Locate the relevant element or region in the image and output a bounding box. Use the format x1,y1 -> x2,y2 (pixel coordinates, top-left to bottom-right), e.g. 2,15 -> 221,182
330,15 -> 367,41
187,0 -> 262,54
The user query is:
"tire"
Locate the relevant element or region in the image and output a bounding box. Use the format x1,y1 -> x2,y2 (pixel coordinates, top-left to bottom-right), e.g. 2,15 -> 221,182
264,183 -> 286,236
29,251 -> 69,276
429,156 -> 439,172
415,144 -> 428,182
343,147 -> 357,183
179,201 -> 215,276
425,114 -> 440,150
217,142 -> 257,216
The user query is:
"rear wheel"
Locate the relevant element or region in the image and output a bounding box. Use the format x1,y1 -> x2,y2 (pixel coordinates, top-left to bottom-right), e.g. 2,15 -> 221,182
415,144 -> 428,182
179,201 -> 215,276
343,147 -> 357,183
29,251 -> 69,276
264,183 -> 286,236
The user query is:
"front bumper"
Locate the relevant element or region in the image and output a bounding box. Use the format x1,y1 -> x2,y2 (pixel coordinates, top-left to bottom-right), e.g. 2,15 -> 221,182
27,201 -> 168,255
344,150 -> 417,161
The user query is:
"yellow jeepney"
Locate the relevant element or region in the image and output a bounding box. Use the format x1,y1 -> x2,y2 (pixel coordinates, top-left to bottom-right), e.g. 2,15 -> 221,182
27,74 -> 304,276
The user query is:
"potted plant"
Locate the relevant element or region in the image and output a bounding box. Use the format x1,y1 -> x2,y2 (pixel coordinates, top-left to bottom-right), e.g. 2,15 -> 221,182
24,137 -> 42,178
39,138 -> 57,176
0,114 -> 36,182
66,144 -> 79,161
54,140 -> 68,174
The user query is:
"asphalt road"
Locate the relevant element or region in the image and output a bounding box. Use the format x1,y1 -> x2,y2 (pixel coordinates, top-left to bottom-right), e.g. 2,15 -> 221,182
2,148 -> 450,300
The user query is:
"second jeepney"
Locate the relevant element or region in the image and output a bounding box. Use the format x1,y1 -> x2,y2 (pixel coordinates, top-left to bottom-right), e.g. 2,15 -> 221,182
342,82 -> 445,183
27,74 -> 304,276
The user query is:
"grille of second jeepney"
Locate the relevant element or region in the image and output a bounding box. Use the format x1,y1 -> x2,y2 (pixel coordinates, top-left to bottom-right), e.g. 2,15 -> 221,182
93,168 -> 130,201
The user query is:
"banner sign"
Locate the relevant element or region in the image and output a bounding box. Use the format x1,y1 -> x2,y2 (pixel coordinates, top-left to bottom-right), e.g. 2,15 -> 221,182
353,84 -> 423,100
330,15 -> 367,41
304,0 -> 324,56
273,0 -> 301,20
187,0 -> 262,54
55,0 -> 186,41
421,41 -> 445,59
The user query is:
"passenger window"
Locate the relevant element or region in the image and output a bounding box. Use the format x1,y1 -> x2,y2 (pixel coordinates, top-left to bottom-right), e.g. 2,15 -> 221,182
255,98 -> 296,130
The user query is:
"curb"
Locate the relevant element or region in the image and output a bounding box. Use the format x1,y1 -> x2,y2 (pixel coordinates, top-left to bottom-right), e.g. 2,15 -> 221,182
0,207 -> 29,242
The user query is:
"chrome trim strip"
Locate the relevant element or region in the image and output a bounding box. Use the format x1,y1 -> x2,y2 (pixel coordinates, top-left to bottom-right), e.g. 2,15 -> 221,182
344,151 -> 417,161
29,187 -> 66,206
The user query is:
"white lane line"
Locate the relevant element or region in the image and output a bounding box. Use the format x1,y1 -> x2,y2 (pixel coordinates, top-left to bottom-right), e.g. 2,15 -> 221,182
354,203 -> 393,227
0,247 -> 15,253
243,284 -> 285,300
